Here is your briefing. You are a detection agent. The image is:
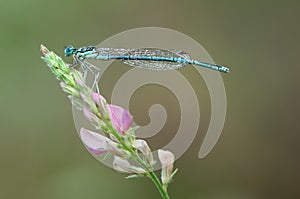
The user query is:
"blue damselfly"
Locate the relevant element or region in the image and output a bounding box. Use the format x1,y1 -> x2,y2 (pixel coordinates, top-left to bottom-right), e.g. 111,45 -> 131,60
65,46 -> 229,73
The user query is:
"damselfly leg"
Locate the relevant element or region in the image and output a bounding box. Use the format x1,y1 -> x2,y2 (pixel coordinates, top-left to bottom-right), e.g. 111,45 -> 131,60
71,56 -> 101,93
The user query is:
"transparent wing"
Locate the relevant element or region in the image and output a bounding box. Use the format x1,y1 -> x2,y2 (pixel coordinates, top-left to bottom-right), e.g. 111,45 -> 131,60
96,48 -> 129,58
123,48 -> 190,71
96,48 -> 191,71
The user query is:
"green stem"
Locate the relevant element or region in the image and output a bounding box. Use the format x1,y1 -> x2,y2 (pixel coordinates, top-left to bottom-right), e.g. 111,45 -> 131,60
148,170 -> 170,199
107,124 -> 170,199
132,152 -> 170,199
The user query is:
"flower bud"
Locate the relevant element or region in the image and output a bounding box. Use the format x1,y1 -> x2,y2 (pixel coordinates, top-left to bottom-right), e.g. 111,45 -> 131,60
133,140 -> 153,165
158,149 -> 175,185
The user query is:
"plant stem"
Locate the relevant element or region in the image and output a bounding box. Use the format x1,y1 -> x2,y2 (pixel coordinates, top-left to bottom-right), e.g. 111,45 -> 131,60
148,170 -> 170,199
107,124 -> 170,199
41,45 -> 171,199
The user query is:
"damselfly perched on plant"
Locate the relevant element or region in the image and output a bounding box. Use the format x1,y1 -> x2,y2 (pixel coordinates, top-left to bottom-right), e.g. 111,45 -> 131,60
64,45 -> 230,73
41,45 -> 176,199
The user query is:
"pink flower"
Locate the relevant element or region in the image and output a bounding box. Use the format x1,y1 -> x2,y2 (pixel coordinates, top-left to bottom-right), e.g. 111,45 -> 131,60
158,149 -> 175,185
80,128 -> 124,156
107,104 -> 133,135
80,128 -> 108,154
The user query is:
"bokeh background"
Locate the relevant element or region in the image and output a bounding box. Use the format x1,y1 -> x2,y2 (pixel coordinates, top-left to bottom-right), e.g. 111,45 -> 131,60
1,0 -> 300,198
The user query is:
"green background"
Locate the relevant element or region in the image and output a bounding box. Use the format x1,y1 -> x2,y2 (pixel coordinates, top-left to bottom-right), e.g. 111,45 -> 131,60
1,0 -> 300,198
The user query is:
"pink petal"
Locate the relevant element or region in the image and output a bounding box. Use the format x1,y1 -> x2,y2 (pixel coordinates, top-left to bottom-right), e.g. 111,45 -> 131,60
86,146 -> 106,155
158,149 -> 174,167
91,92 -> 106,107
121,109 -> 133,132
107,104 -> 133,135
107,105 -> 121,132
83,105 -> 94,120
80,128 -> 108,155
113,156 -> 145,173
113,156 -> 132,173
74,77 -> 83,86
133,140 -> 150,154
133,140 -> 153,164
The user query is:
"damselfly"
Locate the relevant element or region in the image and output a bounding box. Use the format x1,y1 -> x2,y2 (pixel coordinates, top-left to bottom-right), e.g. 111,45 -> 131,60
65,46 -> 230,73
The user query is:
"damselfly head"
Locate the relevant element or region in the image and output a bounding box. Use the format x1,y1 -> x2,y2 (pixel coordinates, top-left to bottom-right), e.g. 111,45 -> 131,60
64,46 -> 75,56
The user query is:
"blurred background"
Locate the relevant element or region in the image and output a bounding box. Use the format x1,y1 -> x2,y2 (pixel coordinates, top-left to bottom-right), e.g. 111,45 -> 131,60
1,0 -> 300,198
